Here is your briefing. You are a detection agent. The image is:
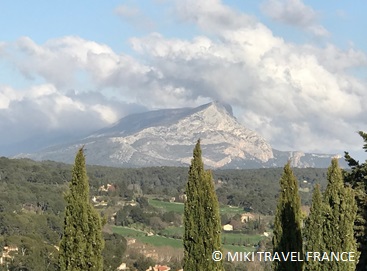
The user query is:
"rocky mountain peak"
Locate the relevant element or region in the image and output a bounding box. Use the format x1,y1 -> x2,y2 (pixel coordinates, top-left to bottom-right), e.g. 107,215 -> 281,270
202,101 -> 234,116
209,101 -> 234,117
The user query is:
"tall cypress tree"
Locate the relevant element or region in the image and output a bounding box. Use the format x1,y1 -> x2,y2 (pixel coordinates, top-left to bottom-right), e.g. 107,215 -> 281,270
322,158 -> 358,271
59,147 -> 104,271
272,162 -> 303,271
183,140 -> 223,271
340,186 -> 359,270
304,184 -> 325,271
344,131 -> 367,271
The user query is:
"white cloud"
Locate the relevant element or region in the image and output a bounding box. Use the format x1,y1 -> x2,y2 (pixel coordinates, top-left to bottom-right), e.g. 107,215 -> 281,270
115,4 -> 155,30
175,0 -> 256,33
0,83 -> 146,154
0,86 -> 18,109
261,0 -> 329,37
126,0 -> 366,153
262,0 -> 317,26
304,44 -> 367,73
1,0 -> 366,156
91,104 -> 119,123
115,5 -> 141,18
2,36 -> 155,95
307,25 -> 329,37
7,36 -> 116,87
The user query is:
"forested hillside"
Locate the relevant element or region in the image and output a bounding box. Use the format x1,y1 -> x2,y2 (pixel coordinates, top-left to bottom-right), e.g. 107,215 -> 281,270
0,157 -> 329,213
0,156 -> 329,270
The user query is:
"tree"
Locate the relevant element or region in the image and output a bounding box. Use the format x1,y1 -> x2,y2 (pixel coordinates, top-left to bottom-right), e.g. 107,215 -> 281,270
102,233 -> 127,271
344,131 -> 367,271
58,147 -> 104,271
183,140 -> 224,271
133,255 -> 155,271
303,184 -> 325,271
5,235 -> 59,271
272,162 -> 303,271
322,158 -> 358,271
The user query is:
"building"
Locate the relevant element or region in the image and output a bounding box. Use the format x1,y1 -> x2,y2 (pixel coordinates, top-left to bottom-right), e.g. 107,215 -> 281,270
222,224 -> 233,231
240,212 -> 256,223
117,262 -> 129,270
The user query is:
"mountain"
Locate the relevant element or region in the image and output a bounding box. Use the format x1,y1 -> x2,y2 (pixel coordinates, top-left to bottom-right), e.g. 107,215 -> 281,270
16,102 -> 343,168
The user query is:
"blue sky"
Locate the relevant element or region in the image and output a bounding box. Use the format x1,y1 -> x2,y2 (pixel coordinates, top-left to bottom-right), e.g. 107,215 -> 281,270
1,1 -> 364,51
0,0 -> 366,161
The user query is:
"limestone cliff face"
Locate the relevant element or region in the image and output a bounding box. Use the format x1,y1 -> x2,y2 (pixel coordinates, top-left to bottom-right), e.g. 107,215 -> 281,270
86,101 -> 274,167
18,102 -> 341,168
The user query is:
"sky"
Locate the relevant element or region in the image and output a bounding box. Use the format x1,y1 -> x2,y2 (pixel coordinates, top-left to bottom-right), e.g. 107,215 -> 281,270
0,0 -> 366,161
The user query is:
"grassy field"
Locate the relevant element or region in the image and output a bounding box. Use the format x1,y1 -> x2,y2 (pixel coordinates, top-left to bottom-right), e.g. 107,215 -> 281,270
223,244 -> 257,253
159,226 -> 263,245
113,226 -> 182,248
219,205 -> 247,215
112,226 -> 146,237
148,198 -> 244,215
149,199 -> 184,213
159,226 -> 183,237
222,232 -> 263,246
113,226 -> 263,252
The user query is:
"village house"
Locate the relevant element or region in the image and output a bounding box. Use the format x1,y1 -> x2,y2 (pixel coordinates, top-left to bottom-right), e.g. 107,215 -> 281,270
240,212 -> 256,223
116,262 -> 129,270
222,224 -> 233,231
98,183 -> 116,192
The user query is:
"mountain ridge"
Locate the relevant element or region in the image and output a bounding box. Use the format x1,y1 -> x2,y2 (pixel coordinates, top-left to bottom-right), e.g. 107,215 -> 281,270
15,102 -> 343,168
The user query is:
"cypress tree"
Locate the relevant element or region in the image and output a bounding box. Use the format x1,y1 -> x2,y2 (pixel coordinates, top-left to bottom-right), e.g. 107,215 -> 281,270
340,186 -> 359,270
344,131 -> 367,271
183,140 -> 223,271
322,158 -> 358,271
272,162 -> 303,271
303,184 -> 325,271
59,147 -> 104,271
